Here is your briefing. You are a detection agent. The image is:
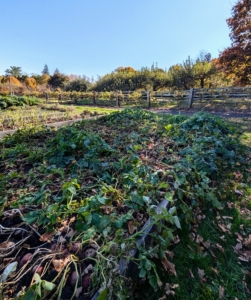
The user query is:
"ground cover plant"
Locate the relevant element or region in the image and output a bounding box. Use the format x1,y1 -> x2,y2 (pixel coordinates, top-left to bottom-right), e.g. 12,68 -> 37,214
0,109 -> 250,299
0,96 -> 40,110
0,105 -> 117,131
0,107 -> 76,131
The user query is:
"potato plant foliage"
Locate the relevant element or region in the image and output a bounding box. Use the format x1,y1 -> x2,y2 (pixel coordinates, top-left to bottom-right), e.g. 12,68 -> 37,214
0,109 -> 248,299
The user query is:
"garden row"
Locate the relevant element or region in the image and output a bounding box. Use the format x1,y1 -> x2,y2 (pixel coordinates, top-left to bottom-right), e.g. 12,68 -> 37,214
0,109 -> 250,299
0,95 -> 40,110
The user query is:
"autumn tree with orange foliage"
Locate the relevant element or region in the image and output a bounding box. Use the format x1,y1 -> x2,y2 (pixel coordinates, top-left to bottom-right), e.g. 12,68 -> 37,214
219,0 -> 251,85
25,77 -> 37,91
1,76 -> 22,86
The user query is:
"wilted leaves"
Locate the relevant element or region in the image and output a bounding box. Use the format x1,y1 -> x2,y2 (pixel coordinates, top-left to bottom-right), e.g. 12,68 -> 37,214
127,220 -> 137,235
52,255 -> 71,272
161,257 -> 177,277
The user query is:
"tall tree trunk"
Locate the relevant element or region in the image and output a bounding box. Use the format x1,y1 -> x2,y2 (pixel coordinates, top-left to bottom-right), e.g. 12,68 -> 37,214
200,77 -> 205,88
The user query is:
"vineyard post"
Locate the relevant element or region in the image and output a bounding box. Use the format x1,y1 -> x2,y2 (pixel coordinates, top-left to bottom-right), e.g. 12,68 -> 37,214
58,93 -> 62,104
45,92 -> 49,104
116,90 -> 120,107
8,75 -> 13,97
188,88 -> 194,109
147,90 -> 151,109
92,92 -> 97,105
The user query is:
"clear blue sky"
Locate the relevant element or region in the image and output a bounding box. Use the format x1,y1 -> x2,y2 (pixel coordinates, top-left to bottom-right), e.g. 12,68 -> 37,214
0,0 -> 233,79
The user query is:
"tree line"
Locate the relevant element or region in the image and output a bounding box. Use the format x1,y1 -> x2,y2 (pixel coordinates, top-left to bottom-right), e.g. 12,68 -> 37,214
0,0 -> 250,95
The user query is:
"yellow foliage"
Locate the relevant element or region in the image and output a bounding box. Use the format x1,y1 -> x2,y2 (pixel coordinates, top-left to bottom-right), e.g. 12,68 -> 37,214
36,74 -> 50,85
25,77 -> 37,90
1,76 -> 22,86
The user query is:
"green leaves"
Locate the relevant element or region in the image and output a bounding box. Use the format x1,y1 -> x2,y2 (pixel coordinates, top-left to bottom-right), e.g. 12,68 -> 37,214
22,274 -> 56,300
0,109 -> 245,299
22,210 -> 42,224
97,195 -> 107,205
97,289 -> 108,300
164,192 -> 174,202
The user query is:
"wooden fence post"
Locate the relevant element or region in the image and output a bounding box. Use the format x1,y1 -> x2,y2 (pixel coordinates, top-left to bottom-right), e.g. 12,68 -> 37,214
45,92 -> 48,104
147,90 -> 151,109
188,88 -> 194,109
58,93 -> 62,104
116,90 -> 120,107
92,92 -> 97,105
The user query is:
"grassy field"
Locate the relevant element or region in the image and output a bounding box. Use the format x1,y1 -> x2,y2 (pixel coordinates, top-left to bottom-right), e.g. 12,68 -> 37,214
0,109 -> 251,299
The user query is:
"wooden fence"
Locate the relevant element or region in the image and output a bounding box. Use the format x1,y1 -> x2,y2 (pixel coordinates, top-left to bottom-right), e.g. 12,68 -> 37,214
122,87 -> 251,109
2,87 -> 251,110
61,87 -> 251,110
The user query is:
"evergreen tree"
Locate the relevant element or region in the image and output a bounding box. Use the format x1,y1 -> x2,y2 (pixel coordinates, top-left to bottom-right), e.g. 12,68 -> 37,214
42,64 -> 50,75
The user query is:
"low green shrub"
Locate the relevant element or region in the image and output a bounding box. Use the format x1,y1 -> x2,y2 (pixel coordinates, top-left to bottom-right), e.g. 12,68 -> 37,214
0,95 -> 40,110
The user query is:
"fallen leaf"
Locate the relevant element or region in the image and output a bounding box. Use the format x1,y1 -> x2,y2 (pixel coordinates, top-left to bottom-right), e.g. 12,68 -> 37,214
173,235 -> 180,244
165,283 -> 175,296
242,278 -> 251,294
69,217 -> 76,224
52,255 -> 71,272
0,241 -> 15,250
171,284 -> 179,289
219,286 -> 224,299
209,249 -> 217,260
164,283 -> 179,296
76,287 -> 83,298
165,250 -> 174,259
189,232 -> 195,242
39,232 -> 54,243
212,267 -> 220,275
236,232 -> 243,241
244,234 -> 251,248
203,240 -> 211,249
239,224 -> 244,230
214,243 -> 224,253
196,235 -> 203,244
161,257 -> 177,276
128,220 -> 137,235
189,269 -> 194,278
226,223 -> 232,230
238,256 -> 249,262
198,268 -> 206,281
66,228 -> 74,238
0,261 -> 18,283
227,202 -> 234,208
218,223 -> 230,234
58,236 -> 66,244
0,258 -> 13,269
233,242 -> 243,252
235,190 -> 244,196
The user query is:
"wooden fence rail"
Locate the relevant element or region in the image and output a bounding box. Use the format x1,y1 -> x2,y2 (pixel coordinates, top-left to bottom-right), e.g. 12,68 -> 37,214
2,87 -> 251,110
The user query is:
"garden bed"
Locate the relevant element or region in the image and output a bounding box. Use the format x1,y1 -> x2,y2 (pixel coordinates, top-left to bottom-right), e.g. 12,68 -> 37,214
0,109 -> 251,299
